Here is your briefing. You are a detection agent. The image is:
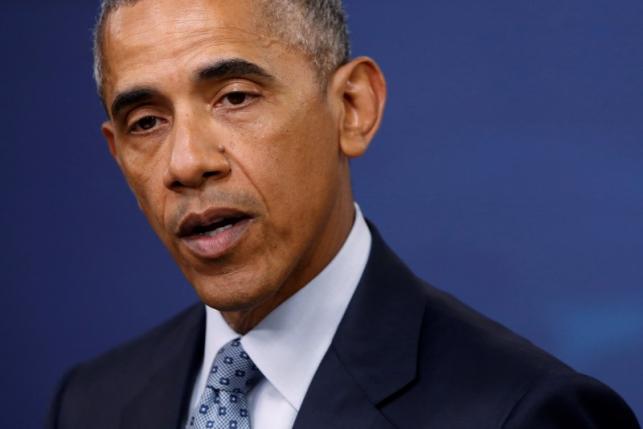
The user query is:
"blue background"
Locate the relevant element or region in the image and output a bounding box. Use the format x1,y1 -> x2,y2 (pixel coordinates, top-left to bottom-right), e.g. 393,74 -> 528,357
2,0 -> 641,426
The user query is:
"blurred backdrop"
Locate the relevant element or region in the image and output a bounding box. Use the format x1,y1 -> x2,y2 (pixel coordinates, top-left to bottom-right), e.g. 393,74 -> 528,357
2,0 -> 641,426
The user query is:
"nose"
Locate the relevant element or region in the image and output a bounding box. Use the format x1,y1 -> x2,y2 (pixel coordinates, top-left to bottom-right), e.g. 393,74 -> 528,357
163,114 -> 231,190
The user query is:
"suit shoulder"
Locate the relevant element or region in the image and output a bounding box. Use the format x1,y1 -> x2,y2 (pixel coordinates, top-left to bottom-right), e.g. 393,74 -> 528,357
405,281 -> 638,426
502,372 -> 641,428
74,303 -> 204,376
419,280 -> 569,373
49,304 -> 204,427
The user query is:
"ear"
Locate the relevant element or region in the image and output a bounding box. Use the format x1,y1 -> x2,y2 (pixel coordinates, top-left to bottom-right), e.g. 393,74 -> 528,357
329,57 -> 387,158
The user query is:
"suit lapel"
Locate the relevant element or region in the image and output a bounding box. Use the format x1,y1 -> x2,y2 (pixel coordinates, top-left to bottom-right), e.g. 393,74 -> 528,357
121,305 -> 205,429
294,225 -> 427,428
292,347 -> 395,429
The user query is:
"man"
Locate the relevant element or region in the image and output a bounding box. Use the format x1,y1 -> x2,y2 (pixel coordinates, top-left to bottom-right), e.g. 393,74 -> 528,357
48,0 -> 639,428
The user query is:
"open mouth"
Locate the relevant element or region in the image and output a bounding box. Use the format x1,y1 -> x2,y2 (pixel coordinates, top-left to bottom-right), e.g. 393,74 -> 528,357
179,209 -> 252,237
178,209 -> 254,259
188,215 -> 249,237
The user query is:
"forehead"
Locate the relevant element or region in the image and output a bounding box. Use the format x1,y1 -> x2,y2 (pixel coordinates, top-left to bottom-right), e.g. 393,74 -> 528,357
101,0 -> 302,99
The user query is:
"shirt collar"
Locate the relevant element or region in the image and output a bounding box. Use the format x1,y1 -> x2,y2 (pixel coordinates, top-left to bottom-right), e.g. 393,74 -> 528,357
202,204 -> 372,410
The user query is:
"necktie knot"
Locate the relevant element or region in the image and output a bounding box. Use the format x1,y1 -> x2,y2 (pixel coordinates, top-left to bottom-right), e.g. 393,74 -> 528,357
208,338 -> 261,395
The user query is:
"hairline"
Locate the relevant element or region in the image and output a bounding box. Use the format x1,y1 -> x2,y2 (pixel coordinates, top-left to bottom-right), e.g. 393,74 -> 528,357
93,0 -> 350,101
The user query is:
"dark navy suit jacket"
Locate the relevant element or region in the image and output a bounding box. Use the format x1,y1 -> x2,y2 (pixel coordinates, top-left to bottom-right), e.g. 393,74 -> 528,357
48,227 -> 640,428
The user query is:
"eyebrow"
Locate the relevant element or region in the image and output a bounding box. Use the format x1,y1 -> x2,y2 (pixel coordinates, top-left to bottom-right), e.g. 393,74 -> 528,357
109,59 -> 273,119
196,58 -> 274,83
110,88 -> 158,120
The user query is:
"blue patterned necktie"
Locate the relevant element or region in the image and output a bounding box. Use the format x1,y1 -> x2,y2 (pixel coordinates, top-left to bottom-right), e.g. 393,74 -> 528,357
187,338 -> 262,429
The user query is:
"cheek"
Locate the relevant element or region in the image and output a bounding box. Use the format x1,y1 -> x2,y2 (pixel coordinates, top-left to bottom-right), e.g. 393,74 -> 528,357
118,148 -> 170,231
233,105 -> 340,227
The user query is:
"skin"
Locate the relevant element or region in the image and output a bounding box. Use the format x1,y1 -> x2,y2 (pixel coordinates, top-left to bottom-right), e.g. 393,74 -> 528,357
100,0 -> 386,333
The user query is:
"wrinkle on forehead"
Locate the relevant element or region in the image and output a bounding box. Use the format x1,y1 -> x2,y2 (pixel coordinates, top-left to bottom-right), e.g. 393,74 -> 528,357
108,5 -> 273,45
108,0 -> 264,35
102,0 -> 288,94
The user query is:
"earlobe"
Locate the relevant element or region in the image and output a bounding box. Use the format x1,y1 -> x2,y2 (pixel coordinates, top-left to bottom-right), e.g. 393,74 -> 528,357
334,57 -> 387,158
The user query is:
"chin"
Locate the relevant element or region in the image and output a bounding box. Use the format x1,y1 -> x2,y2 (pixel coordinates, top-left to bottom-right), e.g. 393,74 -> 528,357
191,271 -> 276,313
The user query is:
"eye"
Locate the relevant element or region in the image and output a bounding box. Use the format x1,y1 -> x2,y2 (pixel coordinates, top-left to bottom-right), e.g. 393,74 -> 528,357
225,92 -> 248,105
129,116 -> 162,134
219,91 -> 259,108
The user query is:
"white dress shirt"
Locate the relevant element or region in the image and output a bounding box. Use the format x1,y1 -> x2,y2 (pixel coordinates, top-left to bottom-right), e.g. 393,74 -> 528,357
187,204 -> 372,429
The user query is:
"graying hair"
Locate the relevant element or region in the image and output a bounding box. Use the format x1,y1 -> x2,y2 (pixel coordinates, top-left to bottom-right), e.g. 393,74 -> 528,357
92,0 -> 350,96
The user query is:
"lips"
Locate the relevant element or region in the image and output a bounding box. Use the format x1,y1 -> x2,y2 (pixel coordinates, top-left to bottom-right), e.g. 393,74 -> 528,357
177,208 -> 254,259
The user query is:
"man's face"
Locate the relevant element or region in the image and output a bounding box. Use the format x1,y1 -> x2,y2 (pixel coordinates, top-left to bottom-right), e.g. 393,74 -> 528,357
101,0 -> 356,319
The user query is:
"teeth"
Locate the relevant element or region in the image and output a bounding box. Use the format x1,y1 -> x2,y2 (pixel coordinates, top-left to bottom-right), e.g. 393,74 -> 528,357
203,223 -> 234,237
